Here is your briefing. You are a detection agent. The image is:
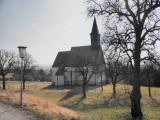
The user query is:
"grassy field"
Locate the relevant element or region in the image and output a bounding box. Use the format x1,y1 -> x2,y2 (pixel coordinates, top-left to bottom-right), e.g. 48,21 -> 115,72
0,81 -> 160,120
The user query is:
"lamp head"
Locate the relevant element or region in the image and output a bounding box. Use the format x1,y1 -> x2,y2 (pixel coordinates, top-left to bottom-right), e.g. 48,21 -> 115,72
18,46 -> 27,59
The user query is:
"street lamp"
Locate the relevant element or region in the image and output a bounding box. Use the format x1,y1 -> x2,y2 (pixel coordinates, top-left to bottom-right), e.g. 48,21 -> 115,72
18,46 -> 27,106
18,46 -> 27,59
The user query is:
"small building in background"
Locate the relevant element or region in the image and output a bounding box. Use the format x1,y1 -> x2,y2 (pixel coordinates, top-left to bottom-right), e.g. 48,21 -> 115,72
0,73 -> 15,81
52,17 -> 107,87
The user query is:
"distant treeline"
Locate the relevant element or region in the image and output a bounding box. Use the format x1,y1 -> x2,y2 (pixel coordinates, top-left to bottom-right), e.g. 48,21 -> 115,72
14,68 -> 53,82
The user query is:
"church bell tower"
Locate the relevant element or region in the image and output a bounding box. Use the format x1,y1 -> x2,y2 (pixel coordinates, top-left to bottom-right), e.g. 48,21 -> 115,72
90,17 -> 100,49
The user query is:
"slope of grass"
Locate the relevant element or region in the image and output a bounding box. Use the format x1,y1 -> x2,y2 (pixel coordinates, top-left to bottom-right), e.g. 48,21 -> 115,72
0,81 -> 160,120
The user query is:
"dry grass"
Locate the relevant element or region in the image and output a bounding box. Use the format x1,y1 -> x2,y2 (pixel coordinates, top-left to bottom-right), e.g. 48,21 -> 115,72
0,81 -> 160,120
0,81 -> 78,120
0,92 -> 78,117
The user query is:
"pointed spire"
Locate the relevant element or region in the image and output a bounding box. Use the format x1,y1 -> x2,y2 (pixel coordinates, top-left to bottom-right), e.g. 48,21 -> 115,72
90,16 -> 100,49
91,16 -> 99,35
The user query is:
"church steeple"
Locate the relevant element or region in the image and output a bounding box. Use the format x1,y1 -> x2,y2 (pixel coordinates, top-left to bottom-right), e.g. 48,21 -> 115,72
90,17 -> 100,49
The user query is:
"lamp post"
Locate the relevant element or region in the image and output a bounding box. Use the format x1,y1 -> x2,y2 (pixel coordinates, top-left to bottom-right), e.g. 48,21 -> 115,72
18,46 -> 27,106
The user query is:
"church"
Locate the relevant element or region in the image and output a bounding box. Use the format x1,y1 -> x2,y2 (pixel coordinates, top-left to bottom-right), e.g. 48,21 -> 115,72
52,17 -> 107,87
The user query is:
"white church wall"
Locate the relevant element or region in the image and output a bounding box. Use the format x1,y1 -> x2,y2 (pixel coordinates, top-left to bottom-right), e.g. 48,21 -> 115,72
52,67 -> 58,84
88,71 -> 107,85
88,74 -> 94,85
53,67 -> 107,86
56,76 -> 64,86
52,67 -> 64,86
102,71 -> 107,83
74,72 -> 83,85
64,71 -> 72,85
88,73 -> 99,85
95,73 -> 103,85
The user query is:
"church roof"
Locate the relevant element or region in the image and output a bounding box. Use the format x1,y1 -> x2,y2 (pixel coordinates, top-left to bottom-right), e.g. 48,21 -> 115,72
91,17 -> 99,35
52,51 -> 70,67
52,46 -> 105,68
68,46 -> 104,67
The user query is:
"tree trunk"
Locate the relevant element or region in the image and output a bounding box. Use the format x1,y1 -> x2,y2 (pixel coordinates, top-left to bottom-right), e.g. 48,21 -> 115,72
148,75 -> 152,97
2,74 -> 6,90
82,77 -> 86,98
101,72 -> 103,91
131,45 -> 143,120
112,76 -> 117,97
113,83 -> 116,97
22,75 -> 25,90
148,84 -> 151,97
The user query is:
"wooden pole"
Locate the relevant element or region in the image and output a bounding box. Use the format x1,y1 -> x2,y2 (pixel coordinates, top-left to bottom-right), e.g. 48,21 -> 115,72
20,58 -> 23,106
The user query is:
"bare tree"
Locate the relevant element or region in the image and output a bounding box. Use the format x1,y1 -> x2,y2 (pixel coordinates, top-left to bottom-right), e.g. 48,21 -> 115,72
0,49 -> 15,90
87,0 -> 160,119
142,62 -> 158,97
14,53 -> 35,90
143,64 -> 153,97
75,57 -> 94,98
106,50 -> 127,97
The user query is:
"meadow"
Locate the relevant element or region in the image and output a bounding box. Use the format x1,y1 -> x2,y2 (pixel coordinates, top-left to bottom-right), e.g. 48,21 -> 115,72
0,81 -> 160,120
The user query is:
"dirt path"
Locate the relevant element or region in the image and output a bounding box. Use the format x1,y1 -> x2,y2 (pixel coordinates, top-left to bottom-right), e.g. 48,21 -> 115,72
0,102 -> 37,120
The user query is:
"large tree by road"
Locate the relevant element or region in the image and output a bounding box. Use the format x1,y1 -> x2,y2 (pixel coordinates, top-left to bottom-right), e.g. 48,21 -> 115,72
87,0 -> 160,119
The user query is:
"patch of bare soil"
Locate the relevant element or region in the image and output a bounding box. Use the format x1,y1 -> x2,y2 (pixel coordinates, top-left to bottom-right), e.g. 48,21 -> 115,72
0,102 -> 37,120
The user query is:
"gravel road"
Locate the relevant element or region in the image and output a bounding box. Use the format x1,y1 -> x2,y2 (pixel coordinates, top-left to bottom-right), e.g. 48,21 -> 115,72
0,102 -> 37,120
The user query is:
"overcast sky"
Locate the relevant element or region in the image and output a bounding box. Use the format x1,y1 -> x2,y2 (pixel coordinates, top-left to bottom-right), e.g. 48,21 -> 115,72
0,0 -> 101,67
